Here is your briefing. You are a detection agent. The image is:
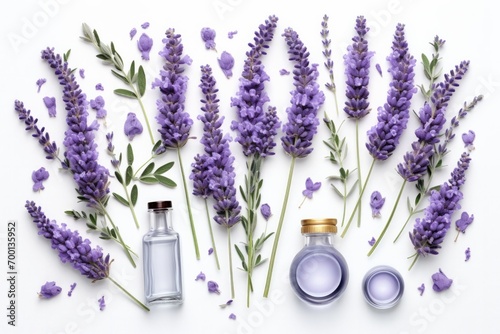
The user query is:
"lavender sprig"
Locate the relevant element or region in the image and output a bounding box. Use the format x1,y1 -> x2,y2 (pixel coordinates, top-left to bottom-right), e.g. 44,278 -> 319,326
41,47 -> 135,266
153,28 -> 200,260
408,151 -> 471,269
229,15 -> 280,307
321,15 -> 339,115
343,16 -> 375,227
394,94 -> 482,241
264,28 -> 325,297
194,67 -> 241,297
342,23 -> 416,237
191,64 -> 225,270
369,60 -> 469,256
81,23 -> 155,145
25,201 -> 149,311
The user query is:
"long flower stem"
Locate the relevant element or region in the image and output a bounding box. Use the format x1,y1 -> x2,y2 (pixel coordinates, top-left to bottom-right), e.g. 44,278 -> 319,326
205,199 -> 221,270
99,204 -> 136,267
368,180 -> 407,256
264,156 -> 296,297
177,148 -> 200,260
108,276 -> 149,311
228,225 -> 235,299
135,93 -> 155,145
355,119 -> 363,227
118,174 -> 140,229
408,253 -> 420,270
342,158 -> 375,238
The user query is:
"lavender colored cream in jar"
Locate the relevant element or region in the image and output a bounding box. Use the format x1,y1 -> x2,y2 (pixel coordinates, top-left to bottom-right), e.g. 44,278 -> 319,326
362,265 -> 404,309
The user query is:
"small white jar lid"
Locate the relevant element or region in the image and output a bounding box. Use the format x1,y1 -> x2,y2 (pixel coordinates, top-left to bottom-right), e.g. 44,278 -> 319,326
362,265 -> 404,309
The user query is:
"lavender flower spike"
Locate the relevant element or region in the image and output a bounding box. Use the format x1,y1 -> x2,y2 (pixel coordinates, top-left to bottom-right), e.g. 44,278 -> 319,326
408,151 -> 471,269
264,27 -> 325,298
153,28 -> 199,259
343,16 -> 374,119
25,201 -> 111,280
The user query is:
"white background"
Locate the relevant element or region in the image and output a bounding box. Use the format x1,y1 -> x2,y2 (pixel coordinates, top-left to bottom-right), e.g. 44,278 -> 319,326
1,0 -> 498,333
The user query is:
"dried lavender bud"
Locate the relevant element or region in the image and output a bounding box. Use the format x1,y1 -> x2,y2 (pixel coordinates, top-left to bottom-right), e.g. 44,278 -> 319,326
431,269 -> 453,292
32,167 -> 49,191
38,281 -> 61,298
43,96 -> 56,117
124,112 -> 143,140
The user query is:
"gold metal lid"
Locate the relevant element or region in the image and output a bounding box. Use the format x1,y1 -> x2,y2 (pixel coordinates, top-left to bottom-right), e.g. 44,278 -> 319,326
301,218 -> 337,234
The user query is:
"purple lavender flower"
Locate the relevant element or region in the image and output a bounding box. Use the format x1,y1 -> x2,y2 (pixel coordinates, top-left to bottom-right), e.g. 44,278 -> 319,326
25,201 -> 111,280
343,16 -> 374,119
368,237 -> 376,246
218,51 -> 234,78
201,27 -> 216,50
375,63 -> 383,77
14,100 -> 60,162
370,190 -> 385,217
90,96 -> 107,118
36,78 -> 47,93
141,22 -> 150,29
79,69 -> 85,79
409,152 -> 471,264
95,83 -> 104,91
455,211 -> 474,241
366,24 -> 416,161
279,68 -> 290,75
39,281 -> 62,298
465,247 -> 471,261
137,33 -> 153,60
68,282 -> 77,297
208,247 -> 214,255
43,96 -> 57,117
302,178 -> 321,199
129,27 -> 137,40
124,112 -> 143,140
32,167 -> 50,191
418,283 -> 425,296
431,269 -> 453,292
397,61 -> 469,182
462,130 -> 475,150
207,280 -> 220,294
195,272 -> 206,281
230,15 -> 280,158
260,203 -> 271,221
228,31 -> 237,39
229,313 -> 237,320
281,28 -> 325,158
153,28 -> 193,149
41,47 -> 110,208
98,296 -> 106,311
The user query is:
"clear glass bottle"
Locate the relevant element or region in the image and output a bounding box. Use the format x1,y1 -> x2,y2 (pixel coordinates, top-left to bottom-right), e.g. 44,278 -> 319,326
289,218 -> 349,305
143,200 -> 183,305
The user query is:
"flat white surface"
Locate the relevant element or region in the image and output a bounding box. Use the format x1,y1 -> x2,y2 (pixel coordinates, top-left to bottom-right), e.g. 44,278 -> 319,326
1,0 -> 498,333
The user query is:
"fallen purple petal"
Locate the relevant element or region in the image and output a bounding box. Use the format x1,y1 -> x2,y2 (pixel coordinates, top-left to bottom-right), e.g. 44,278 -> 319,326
218,51 -> 234,78
208,248 -> 214,255
279,68 -> 290,75
260,204 -> 272,221
124,112 -> 143,140
137,33 -> 153,60
418,283 -> 425,296
431,269 -> 453,292
79,68 -> 85,79
43,96 -> 57,117
36,78 -> 47,93
95,83 -> 104,91
32,167 -> 50,191
370,191 -> 385,217
462,130 -> 475,150
68,282 -> 77,297
228,31 -> 238,39
465,247 -> 471,261
141,22 -> 150,29
207,280 -> 220,294
201,27 -> 216,50
195,271 -> 206,281
375,63 -> 383,77
98,296 -> 106,311
38,281 -> 61,299
229,313 -> 236,320
368,237 -> 376,246
130,27 -> 137,40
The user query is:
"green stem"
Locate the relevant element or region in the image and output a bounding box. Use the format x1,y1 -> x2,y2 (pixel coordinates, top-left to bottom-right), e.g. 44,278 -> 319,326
341,158 -> 375,238
99,203 -> 136,267
204,199 -> 220,270
263,156 -> 296,298
132,155 -> 154,179
355,119 -> 363,227
367,180 -> 407,257
135,93 -> 155,145
333,91 -> 340,117
108,276 -> 149,311
118,174 -> 140,229
228,225 -> 235,299
177,148 -> 200,260
408,253 -> 419,271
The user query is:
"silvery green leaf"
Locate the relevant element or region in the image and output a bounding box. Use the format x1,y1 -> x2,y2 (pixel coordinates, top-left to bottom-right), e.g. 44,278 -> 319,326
114,88 -> 137,99
140,176 -> 158,184
346,180 -> 359,197
100,43 -> 112,57
128,61 -> 136,81
131,185 -> 138,206
125,166 -> 133,186
155,174 -> 176,188
127,143 -> 134,166
331,183 -> 344,197
113,192 -> 129,206
138,66 -> 146,97
154,161 -> 174,174
81,23 -> 93,41
111,69 -> 128,84
141,162 -> 155,177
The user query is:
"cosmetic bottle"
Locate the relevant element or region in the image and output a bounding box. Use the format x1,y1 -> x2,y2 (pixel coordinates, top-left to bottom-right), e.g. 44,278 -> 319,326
143,200 -> 183,305
289,218 -> 349,305
362,265 -> 404,309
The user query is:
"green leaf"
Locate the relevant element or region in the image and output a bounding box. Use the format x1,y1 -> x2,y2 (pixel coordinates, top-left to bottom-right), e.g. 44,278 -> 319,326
140,176 -> 158,184
114,171 -> 124,185
137,65 -> 146,97
154,161 -> 174,175
421,53 -> 430,70
234,245 -> 246,263
131,185 -> 138,206
92,29 -> 101,46
155,174 -> 176,187
125,166 -> 133,186
114,88 -> 137,99
141,162 -> 155,177
113,192 -> 129,206
64,49 -> 71,62
111,69 -> 129,84
128,60 -> 136,81
152,140 -> 163,154
127,144 -> 134,166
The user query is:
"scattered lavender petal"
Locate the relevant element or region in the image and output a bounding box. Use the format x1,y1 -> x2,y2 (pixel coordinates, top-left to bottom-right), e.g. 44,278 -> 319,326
130,27 -> 137,40
218,51 -> 234,78
418,283 -> 425,296
207,280 -> 220,294
124,112 -> 143,140
302,177 -> 321,199
32,167 -> 50,191
95,83 -> 104,91
79,68 -> 85,79
98,296 -> 106,311
137,33 -> 153,60
368,237 -> 376,246
465,247 -> 471,261
260,204 -> 271,221
195,272 -> 206,281
431,269 -> 453,292
370,191 -> 385,217
228,31 -> 238,39
462,130 -> 475,151
201,27 -> 216,50
68,282 -> 77,297
375,63 -> 383,77
38,281 -> 61,298
43,96 -> 57,117
229,313 -> 236,320
36,78 -> 47,93
279,68 -> 290,75
141,22 -> 150,29
89,96 -> 107,118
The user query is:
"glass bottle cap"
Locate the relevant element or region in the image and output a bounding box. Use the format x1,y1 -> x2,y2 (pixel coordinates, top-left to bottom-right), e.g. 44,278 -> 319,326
301,218 -> 337,234
148,200 -> 173,210
362,265 -> 404,309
